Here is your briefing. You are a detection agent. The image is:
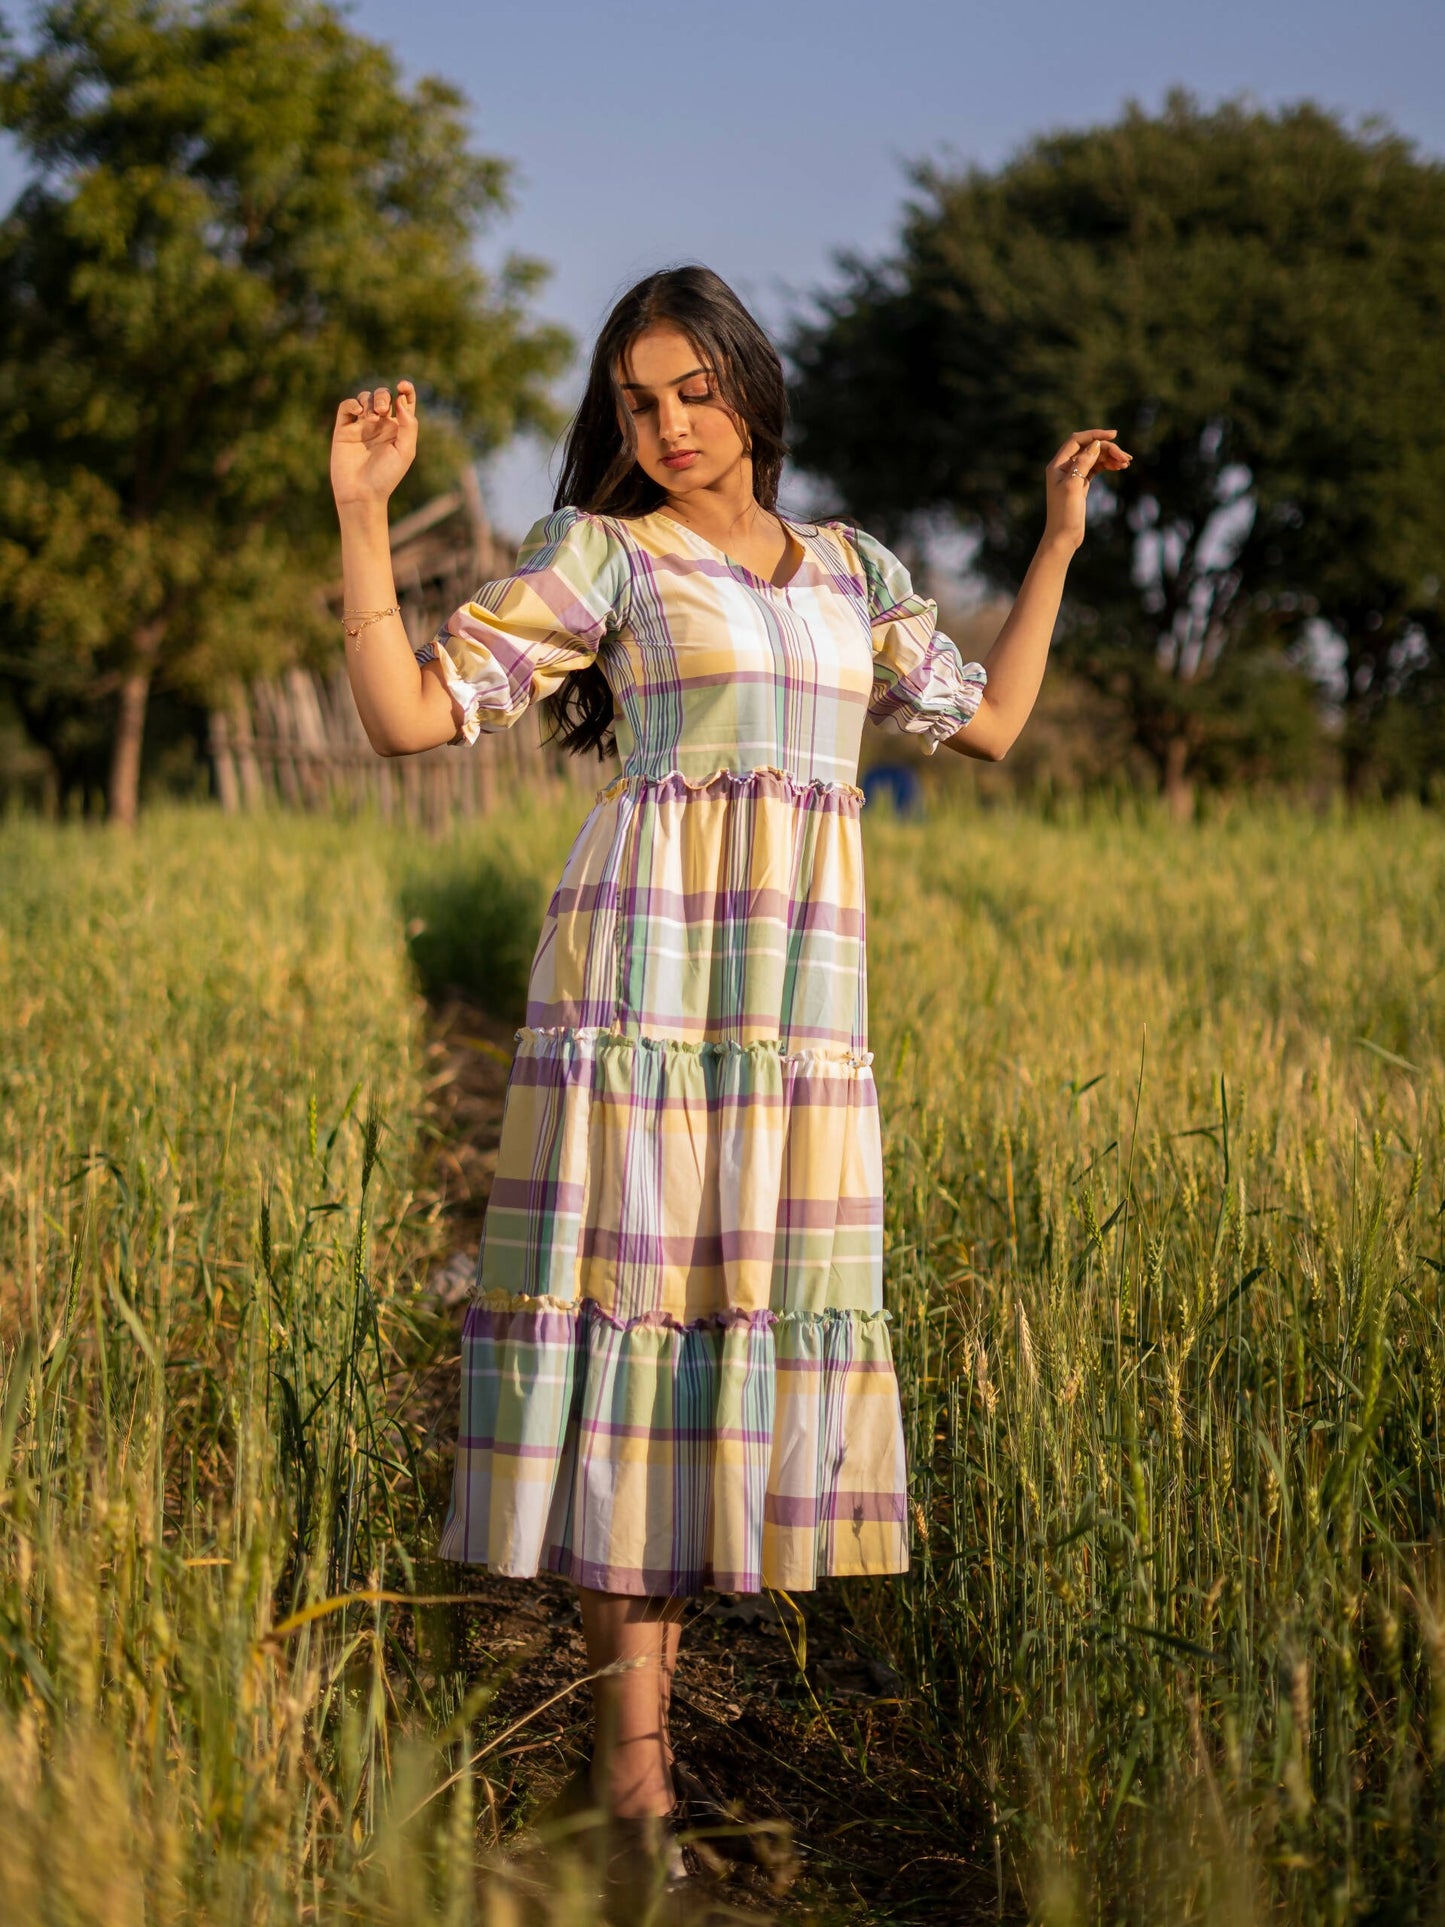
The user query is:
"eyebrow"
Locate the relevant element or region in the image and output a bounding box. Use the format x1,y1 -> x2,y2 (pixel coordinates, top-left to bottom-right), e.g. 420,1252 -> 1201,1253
620,366 -> 711,392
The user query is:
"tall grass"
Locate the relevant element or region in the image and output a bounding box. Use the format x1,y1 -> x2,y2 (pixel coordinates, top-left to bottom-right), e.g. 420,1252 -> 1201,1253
0,812 -> 581,1924
396,784 -> 608,1017
861,793 -> 1445,1920
3,793 -> 1443,1922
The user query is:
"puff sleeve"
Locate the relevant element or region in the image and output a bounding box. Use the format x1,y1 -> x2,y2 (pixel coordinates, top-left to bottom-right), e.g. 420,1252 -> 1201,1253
833,522 -> 988,753
414,506 -> 630,744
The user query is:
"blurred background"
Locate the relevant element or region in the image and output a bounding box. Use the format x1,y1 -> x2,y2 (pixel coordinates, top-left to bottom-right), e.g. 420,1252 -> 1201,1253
0,0 -> 1441,825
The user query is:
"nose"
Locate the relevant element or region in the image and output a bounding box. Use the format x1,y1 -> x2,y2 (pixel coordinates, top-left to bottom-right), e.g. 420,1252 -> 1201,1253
656,391 -> 691,444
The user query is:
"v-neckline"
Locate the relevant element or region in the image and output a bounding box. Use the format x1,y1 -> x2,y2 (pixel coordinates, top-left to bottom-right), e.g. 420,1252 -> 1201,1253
645,509 -> 810,594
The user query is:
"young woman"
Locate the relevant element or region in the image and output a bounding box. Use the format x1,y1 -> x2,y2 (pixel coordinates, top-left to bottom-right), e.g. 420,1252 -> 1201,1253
329,265 -> 1128,1876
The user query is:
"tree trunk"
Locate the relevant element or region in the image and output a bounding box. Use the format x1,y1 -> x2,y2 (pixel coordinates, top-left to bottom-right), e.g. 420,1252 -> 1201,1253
1163,733 -> 1194,824
107,620 -> 165,828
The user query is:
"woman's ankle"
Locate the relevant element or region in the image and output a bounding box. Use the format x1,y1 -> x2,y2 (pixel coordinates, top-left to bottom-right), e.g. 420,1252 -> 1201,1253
589,1756 -> 675,1820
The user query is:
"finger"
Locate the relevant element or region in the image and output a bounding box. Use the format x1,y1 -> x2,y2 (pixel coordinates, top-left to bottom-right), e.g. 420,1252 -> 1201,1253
1050,427 -> 1118,467
397,379 -> 417,411
1052,444 -> 1135,486
1051,440 -> 1098,477
1050,443 -> 1101,488
335,398 -> 363,426
371,387 -> 393,417
1080,439 -> 1133,474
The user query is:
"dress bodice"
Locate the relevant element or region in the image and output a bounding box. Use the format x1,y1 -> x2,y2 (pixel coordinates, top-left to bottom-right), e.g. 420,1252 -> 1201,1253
415,504 -> 987,789
601,513 -> 876,793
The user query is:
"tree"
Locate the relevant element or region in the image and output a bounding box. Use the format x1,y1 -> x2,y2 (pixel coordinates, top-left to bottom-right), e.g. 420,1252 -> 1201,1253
788,94 -> 1445,808
0,0 -> 569,823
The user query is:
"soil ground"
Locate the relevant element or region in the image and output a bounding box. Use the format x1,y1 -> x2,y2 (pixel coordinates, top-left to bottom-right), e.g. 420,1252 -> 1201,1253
396,995 -> 1013,1925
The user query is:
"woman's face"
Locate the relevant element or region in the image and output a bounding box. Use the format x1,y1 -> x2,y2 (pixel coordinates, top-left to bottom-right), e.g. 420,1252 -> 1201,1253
618,323 -> 750,499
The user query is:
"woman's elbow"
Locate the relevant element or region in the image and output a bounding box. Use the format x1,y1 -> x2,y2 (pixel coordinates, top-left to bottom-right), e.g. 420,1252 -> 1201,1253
364,722 -> 406,758
365,707 -> 459,756
968,724 -> 1011,763
367,720 -> 430,758
945,717 -> 1012,762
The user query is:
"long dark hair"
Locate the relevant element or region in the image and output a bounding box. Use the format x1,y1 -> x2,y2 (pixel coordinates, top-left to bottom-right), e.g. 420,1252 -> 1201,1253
540,265 -> 789,759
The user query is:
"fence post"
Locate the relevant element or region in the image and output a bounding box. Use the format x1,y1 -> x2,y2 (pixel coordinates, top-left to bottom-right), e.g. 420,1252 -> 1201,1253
230,686 -> 267,810
209,710 -> 240,813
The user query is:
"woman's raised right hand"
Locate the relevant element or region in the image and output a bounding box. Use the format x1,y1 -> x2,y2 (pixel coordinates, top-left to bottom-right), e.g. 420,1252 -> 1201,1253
330,381 -> 418,511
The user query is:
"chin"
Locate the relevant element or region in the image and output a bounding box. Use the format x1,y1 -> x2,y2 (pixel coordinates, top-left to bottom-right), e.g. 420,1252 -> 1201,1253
650,468 -> 710,492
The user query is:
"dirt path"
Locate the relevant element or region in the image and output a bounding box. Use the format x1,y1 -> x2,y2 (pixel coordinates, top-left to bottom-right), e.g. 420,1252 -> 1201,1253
400,996 -> 1007,1924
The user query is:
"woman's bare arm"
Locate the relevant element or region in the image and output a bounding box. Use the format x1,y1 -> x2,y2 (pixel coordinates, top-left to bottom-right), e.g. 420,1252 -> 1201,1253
331,382 -> 461,757
943,427 -> 1131,764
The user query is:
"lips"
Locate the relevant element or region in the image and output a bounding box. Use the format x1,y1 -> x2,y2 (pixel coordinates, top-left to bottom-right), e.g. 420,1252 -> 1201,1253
661,451 -> 699,470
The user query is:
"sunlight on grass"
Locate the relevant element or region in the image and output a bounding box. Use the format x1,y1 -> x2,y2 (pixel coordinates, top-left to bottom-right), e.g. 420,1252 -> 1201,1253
2,794 -> 1442,1921
0,810 -> 602,1924
864,795 -> 1445,1920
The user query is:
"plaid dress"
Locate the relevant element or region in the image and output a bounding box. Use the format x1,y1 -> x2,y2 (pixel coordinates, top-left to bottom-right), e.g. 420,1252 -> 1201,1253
420,506 -> 986,1595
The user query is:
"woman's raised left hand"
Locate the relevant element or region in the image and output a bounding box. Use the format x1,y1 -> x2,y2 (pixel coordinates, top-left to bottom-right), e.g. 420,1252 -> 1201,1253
1043,428 -> 1132,551
331,380 -> 419,511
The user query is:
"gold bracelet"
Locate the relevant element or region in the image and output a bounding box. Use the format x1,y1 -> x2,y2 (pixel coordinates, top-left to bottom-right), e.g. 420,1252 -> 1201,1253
342,605 -> 401,639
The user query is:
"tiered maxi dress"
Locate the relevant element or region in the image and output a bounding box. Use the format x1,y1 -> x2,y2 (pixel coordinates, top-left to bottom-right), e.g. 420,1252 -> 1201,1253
420,505 -> 986,1597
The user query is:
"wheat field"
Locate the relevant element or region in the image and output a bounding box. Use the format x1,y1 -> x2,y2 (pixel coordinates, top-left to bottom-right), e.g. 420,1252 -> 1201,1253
861,794 -> 1445,1920
1,794 -> 1442,1924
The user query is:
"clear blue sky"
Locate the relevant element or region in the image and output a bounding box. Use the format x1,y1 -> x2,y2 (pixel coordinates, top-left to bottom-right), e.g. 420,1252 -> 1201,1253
8,0 -> 1443,532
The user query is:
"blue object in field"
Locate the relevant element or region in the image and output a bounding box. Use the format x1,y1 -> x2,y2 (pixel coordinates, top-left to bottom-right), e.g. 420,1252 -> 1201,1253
862,763 -> 923,817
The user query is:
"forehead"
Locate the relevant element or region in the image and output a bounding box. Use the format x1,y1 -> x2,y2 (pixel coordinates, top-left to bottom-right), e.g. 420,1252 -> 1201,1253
619,323 -> 711,388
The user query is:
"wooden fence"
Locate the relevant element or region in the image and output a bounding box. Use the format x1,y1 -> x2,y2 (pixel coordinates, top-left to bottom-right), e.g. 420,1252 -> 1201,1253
208,477 -> 615,825
207,665 -> 601,829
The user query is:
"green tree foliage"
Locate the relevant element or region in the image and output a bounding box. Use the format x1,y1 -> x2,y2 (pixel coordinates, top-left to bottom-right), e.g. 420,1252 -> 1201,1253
788,94 -> 1445,804
0,0 -> 570,822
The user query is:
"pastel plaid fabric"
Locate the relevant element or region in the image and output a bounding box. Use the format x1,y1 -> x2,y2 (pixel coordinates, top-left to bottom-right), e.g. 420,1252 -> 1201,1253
441,1298 -> 908,1592
426,507 -> 986,1594
474,1028 -> 883,1319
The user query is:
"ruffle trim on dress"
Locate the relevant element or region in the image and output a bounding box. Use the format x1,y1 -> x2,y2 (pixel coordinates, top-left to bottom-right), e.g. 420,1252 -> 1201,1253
869,651 -> 988,755
438,1286 -> 911,1592
593,763 -> 866,810
463,1289 -> 892,1332
417,635 -> 516,746
514,1024 -> 874,1071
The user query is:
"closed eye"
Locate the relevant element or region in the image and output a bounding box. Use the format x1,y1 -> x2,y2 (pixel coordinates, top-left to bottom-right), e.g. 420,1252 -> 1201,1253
628,388 -> 714,414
